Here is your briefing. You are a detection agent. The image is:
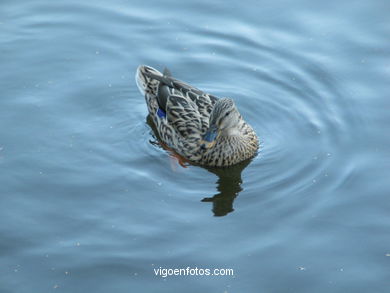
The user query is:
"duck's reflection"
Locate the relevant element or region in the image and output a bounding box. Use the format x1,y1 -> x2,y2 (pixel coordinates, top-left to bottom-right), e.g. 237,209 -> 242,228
202,160 -> 250,216
146,115 -> 251,217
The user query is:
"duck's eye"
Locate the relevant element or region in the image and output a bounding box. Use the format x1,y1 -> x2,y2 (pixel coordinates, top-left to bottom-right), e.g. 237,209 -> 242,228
225,111 -> 230,117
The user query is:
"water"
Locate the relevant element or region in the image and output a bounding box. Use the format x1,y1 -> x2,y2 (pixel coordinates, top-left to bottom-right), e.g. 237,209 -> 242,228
1,0 -> 389,292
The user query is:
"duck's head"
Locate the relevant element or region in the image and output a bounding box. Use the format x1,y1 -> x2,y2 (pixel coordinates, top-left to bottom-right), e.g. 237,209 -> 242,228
201,98 -> 241,149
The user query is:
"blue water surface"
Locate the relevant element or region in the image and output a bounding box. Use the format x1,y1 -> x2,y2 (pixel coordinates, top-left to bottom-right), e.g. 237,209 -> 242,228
1,0 -> 390,292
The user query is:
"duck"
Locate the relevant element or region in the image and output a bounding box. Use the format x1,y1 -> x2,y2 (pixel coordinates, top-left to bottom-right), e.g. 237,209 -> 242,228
136,65 -> 259,167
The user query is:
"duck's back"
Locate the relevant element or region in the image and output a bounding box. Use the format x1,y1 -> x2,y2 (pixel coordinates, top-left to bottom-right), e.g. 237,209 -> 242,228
136,65 -> 220,161
136,65 -> 218,136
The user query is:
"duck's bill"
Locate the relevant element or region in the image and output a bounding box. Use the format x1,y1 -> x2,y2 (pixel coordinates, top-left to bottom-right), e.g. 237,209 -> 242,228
201,128 -> 218,149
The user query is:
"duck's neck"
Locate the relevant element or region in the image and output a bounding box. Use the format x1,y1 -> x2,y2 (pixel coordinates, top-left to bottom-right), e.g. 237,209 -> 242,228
220,119 -> 246,139
221,126 -> 241,138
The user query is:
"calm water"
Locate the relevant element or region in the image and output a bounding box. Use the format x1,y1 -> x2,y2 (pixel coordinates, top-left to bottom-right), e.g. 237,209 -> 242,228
1,0 -> 389,292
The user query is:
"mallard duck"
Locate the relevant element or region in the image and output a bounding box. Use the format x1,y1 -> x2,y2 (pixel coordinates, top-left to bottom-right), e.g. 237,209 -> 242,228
136,65 -> 259,167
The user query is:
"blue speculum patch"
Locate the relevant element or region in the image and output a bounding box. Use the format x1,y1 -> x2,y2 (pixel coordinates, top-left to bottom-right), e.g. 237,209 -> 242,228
203,129 -> 218,142
157,108 -> 166,118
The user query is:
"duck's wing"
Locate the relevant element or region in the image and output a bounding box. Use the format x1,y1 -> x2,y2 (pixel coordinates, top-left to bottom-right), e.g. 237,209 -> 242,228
144,68 -> 219,134
146,68 -> 218,118
165,93 -> 203,139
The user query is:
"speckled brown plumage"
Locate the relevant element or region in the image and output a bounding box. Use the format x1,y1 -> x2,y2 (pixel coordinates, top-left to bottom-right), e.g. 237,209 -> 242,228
136,65 -> 259,167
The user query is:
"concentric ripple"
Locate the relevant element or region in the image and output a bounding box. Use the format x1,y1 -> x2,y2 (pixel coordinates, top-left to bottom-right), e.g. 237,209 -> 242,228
134,21 -> 358,210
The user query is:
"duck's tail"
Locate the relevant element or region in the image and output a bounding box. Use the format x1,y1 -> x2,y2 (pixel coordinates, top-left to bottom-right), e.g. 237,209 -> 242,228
135,65 -> 163,96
